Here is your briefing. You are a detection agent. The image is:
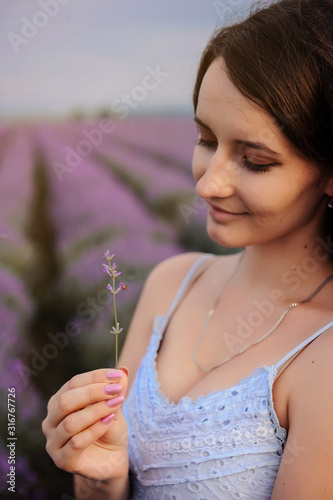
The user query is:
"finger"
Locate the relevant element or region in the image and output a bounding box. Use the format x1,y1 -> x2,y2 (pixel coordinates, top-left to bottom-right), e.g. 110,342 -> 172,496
62,368 -> 124,395
49,383 -> 122,428
56,398 -> 124,448
47,369 -> 126,427
118,366 -> 129,396
52,416 -> 116,473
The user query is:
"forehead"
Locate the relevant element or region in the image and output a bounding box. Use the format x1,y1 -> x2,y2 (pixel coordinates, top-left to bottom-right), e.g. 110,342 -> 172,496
197,58 -> 288,149
198,59 -> 246,107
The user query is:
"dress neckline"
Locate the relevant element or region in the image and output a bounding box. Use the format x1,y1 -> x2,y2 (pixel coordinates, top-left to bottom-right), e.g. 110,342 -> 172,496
150,314 -> 277,409
149,308 -> 333,409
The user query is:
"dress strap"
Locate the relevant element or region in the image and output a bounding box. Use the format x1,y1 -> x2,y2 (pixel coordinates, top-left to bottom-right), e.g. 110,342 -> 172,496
275,320 -> 333,371
164,253 -> 214,321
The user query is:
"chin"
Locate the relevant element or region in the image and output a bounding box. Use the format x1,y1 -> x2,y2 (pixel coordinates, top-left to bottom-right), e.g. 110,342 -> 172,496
206,224 -> 247,249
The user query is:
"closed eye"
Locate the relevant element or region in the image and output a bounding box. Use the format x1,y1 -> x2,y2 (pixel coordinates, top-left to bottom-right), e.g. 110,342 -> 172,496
196,137 -> 280,173
242,157 -> 280,173
196,137 -> 217,150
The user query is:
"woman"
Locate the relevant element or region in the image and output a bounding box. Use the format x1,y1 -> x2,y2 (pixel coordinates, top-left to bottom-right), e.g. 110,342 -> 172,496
42,1 -> 333,498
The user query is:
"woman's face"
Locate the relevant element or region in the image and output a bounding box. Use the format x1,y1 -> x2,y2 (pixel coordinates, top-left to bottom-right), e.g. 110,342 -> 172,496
192,58 -> 331,249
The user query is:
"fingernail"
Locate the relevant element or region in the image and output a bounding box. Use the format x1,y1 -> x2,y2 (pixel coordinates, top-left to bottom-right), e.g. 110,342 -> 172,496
101,413 -> 115,424
104,383 -> 122,395
106,370 -> 123,380
106,394 -> 124,408
119,366 -> 129,377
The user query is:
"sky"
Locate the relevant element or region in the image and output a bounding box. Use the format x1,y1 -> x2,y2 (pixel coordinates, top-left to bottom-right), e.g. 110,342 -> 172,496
0,0 -> 250,120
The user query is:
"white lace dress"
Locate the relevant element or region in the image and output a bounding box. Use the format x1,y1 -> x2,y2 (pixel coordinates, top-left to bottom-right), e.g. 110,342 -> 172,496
122,255 -> 333,499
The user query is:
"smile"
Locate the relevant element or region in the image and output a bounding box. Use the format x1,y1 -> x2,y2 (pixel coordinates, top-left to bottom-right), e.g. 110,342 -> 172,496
207,202 -> 248,221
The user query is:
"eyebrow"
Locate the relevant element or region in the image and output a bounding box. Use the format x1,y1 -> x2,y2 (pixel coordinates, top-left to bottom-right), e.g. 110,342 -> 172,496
194,115 -> 282,158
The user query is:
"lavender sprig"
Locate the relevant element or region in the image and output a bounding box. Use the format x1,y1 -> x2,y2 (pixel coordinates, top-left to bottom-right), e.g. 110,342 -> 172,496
103,250 -> 126,368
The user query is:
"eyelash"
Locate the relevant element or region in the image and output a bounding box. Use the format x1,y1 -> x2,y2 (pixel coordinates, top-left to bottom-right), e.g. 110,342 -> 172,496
196,137 -> 278,173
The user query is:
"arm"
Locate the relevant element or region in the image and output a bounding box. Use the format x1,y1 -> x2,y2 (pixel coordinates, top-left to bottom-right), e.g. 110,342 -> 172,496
42,367 -> 130,500
73,252 -> 204,499
43,252 -> 203,500
74,474 -> 130,500
271,328 -> 333,499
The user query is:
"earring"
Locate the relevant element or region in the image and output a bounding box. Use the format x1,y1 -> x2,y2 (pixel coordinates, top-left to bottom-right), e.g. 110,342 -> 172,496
329,198 -> 333,209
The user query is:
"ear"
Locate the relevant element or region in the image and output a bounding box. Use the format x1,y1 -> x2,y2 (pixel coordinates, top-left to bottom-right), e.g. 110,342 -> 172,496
324,176 -> 333,197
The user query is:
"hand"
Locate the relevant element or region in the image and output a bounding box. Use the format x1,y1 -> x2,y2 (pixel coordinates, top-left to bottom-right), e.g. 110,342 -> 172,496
42,368 -> 129,482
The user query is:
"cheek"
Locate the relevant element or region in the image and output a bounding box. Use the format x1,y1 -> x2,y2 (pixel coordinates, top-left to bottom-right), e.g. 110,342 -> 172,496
192,146 -> 206,182
239,179 -> 298,218
244,178 -> 318,223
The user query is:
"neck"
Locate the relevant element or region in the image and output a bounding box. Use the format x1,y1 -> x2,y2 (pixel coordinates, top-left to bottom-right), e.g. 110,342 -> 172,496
238,232 -> 333,303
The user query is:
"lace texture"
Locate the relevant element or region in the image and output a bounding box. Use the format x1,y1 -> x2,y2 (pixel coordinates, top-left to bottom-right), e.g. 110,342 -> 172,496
123,316 -> 287,500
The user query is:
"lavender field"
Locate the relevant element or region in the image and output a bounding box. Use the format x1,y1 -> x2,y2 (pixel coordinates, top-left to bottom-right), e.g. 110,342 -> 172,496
0,116 -> 226,499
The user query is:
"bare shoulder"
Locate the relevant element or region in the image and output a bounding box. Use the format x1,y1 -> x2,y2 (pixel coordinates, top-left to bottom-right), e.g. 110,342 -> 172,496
119,252 -> 208,387
148,250 -> 241,313
146,252 -> 206,314
150,250 -> 240,288
119,251 -> 239,386
271,322 -> 333,498
285,320 -> 333,424
149,251 -> 205,281
288,320 -> 333,403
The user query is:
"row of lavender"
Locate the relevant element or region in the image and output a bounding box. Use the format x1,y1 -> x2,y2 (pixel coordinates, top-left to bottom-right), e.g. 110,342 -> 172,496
0,117 -> 222,498
0,126 -> 46,498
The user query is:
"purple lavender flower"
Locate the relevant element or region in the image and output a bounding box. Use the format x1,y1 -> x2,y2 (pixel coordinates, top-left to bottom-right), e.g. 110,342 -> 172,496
103,251 -> 126,368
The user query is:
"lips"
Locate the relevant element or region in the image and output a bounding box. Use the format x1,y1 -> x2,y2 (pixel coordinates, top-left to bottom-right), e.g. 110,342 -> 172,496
208,202 -> 246,216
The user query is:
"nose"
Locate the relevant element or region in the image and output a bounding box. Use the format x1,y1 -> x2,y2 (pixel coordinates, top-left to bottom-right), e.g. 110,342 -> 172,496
195,152 -> 236,200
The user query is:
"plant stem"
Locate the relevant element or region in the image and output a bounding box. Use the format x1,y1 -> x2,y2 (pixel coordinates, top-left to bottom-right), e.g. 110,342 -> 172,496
112,276 -> 118,369
115,334 -> 118,369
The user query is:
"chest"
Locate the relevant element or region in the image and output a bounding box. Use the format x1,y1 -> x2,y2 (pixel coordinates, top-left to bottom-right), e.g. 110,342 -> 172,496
154,296 -> 330,432
124,346 -> 286,498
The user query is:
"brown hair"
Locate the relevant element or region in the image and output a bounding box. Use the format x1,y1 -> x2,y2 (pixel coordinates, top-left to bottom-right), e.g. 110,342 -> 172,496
193,0 -> 333,171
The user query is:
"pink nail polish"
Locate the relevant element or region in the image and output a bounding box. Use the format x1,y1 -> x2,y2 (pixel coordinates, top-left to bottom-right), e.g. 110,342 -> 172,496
106,370 -> 123,380
119,366 -> 129,377
106,394 -> 124,408
101,413 -> 115,424
104,383 -> 122,395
